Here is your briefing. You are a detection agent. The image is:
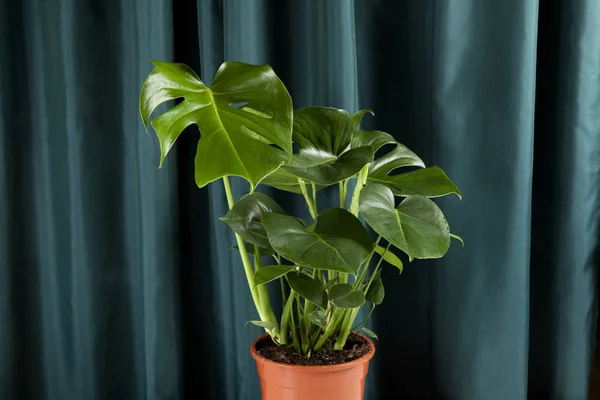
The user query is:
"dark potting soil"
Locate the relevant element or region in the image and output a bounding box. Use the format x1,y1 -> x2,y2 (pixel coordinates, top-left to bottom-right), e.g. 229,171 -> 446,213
256,333 -> 371,366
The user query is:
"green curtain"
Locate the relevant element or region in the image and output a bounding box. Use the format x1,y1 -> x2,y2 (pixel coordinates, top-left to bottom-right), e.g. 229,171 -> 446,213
2,0 -> 599,399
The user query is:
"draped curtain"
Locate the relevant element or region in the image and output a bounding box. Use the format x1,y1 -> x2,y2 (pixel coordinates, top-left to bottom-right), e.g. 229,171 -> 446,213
2,0 -> 599,399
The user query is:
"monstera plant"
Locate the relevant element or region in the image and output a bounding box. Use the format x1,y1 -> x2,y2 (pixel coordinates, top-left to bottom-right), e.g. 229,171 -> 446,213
140,60 -> 462,399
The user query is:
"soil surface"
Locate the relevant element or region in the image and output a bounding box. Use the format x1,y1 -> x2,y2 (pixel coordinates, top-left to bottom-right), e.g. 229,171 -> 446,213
256,333 -> 371,366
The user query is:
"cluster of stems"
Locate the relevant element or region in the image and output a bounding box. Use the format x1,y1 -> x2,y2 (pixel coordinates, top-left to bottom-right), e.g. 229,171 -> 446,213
224,166 -> 387,355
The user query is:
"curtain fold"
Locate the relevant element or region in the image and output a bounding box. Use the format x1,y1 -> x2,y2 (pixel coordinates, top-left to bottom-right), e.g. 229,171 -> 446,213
1,0 -> 599,399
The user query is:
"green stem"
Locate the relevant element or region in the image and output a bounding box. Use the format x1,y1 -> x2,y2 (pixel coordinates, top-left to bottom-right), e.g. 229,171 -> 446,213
280,290 -> 296,345
311,182 -> 318,215
353,236 -> 381,291
313,308 -> 345,351
349,165 -> 369,216
223,177 -> 279,337
364,241 -> 391,294
339,181 -> 345,208
335,308 -> 360,350
352,303 -> 376,331
298,178 -> 317,220
297,296 -> 310,354
290,302 -> 300,353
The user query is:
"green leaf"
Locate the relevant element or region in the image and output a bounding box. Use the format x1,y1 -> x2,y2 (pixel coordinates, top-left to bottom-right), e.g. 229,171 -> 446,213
359,183 -> 450,260
246,320 -> 278,331
351,109 -> 374,127
286,272 -> 327,308
366,270 -> 385,305
450,233 -> 465,247
352,130 -> 425,172
332,291 -> 366,309
308,310 -> 327,328
323,277 -> 340,291
254,265 -> 297,287
328,283 -> 353,300
370,166 -> 461,199
220,192 -> 286,250
262,208 -> 373,274
361,327 -> 378,340
375,245 -> 403,273
232,245 -> 273,257
140,60 -> 293,189
261,169 -> 327,194
262,107 -> 373,190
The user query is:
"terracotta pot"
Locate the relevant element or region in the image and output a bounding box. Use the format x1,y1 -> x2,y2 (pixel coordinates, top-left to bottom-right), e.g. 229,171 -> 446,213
250,334 -> 375,400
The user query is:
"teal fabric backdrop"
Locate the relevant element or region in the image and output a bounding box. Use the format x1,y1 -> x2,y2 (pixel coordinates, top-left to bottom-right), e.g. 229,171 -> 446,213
1,0 -> 599,399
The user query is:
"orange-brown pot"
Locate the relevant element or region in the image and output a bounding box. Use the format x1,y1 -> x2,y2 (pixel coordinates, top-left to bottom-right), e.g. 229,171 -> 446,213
250,334 -> 375,400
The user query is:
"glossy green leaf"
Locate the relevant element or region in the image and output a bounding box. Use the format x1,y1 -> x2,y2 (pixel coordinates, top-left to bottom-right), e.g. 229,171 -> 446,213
375,245 -> 403,273
246,320 -> 278,331
262,208 -> 373,274
253,265 -> 297,287
351,109 -> 374,127
261,107 -> 373,190
370,165 -> 461,199
286,272 -> 327,308
140,60 -> 293,189
220,192 -> 286,250
328,283 -> 353,300
308,310 -> 327,328
361,327 -> 378,340
366,270 -> 385,305
260,168 -> 327,194
331,291 -> 366,309
359,183 -> 451,260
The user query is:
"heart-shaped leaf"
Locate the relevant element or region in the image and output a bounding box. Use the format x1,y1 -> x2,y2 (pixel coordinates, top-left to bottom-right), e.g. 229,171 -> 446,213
331,291 -> 366,309
220,192 -> 286,250
366,270 -> 385,305
286,272 -> 327,308
261,107 -> 373,191
374,245 -> 403,273
328,284 -> 353,300
308,310 -> 327,328
361,327 -> 378,340
359,183 -> 450,260
140,60 -> 293,189
254,265 -> 297,287
262,208 -> 373,274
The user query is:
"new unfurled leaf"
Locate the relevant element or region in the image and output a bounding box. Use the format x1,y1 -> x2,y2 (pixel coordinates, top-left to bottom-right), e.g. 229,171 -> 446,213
375,245 -> 403,273
359,183 -> 450,260
286,272 -> 327,308
140,60 -> 293,189
361,327 -> 378,340
262,208 -> 373,274
254,265 -> 297,287
220,192 -> 286,250
308,310 -> 327,328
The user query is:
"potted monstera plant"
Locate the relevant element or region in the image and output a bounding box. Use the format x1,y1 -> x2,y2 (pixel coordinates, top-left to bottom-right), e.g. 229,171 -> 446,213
140,61 -> 462,400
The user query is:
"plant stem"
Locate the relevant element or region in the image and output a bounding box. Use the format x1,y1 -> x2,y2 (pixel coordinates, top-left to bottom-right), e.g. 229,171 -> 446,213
297,296 -> 310,354
349,164 -> 369,216
335,308 -> 359,350
290,303 -> 300,353
339,181 -> 345,208
313,308 -> 345,351
222,177 -> 279,337
352,304 -> 376,331
364,242 -> 391,294
298,178 -> 317,220
311,182 -> 318,215
353,236 -> 381,291
280,290 -> 296,345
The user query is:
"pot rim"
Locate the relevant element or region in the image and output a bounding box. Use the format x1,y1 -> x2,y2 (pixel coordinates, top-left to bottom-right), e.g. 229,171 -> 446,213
250,333 -> 375,372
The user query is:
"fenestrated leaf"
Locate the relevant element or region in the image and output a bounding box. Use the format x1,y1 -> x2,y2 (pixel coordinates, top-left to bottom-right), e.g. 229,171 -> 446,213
246,320 -> 278,332
140,60 -> 293,189
370,166 -> 461,199
308,310 -> 327,328
328,284 -> 353,300
375,245 -> 403,273
352,129 -> 425,173
359,183 -> 450,260
331,291 -> 366,309
262,208 -> 373,274
366,270 -> 385,305
361,327 -> 378,340
286,272 -> 327,308
220,192 -> 286,250
254,265 -> 297,287
261,107 -> 374,190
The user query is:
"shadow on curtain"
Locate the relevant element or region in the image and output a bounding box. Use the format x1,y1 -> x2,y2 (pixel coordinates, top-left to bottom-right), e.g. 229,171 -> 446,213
1,0 -> 599,399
